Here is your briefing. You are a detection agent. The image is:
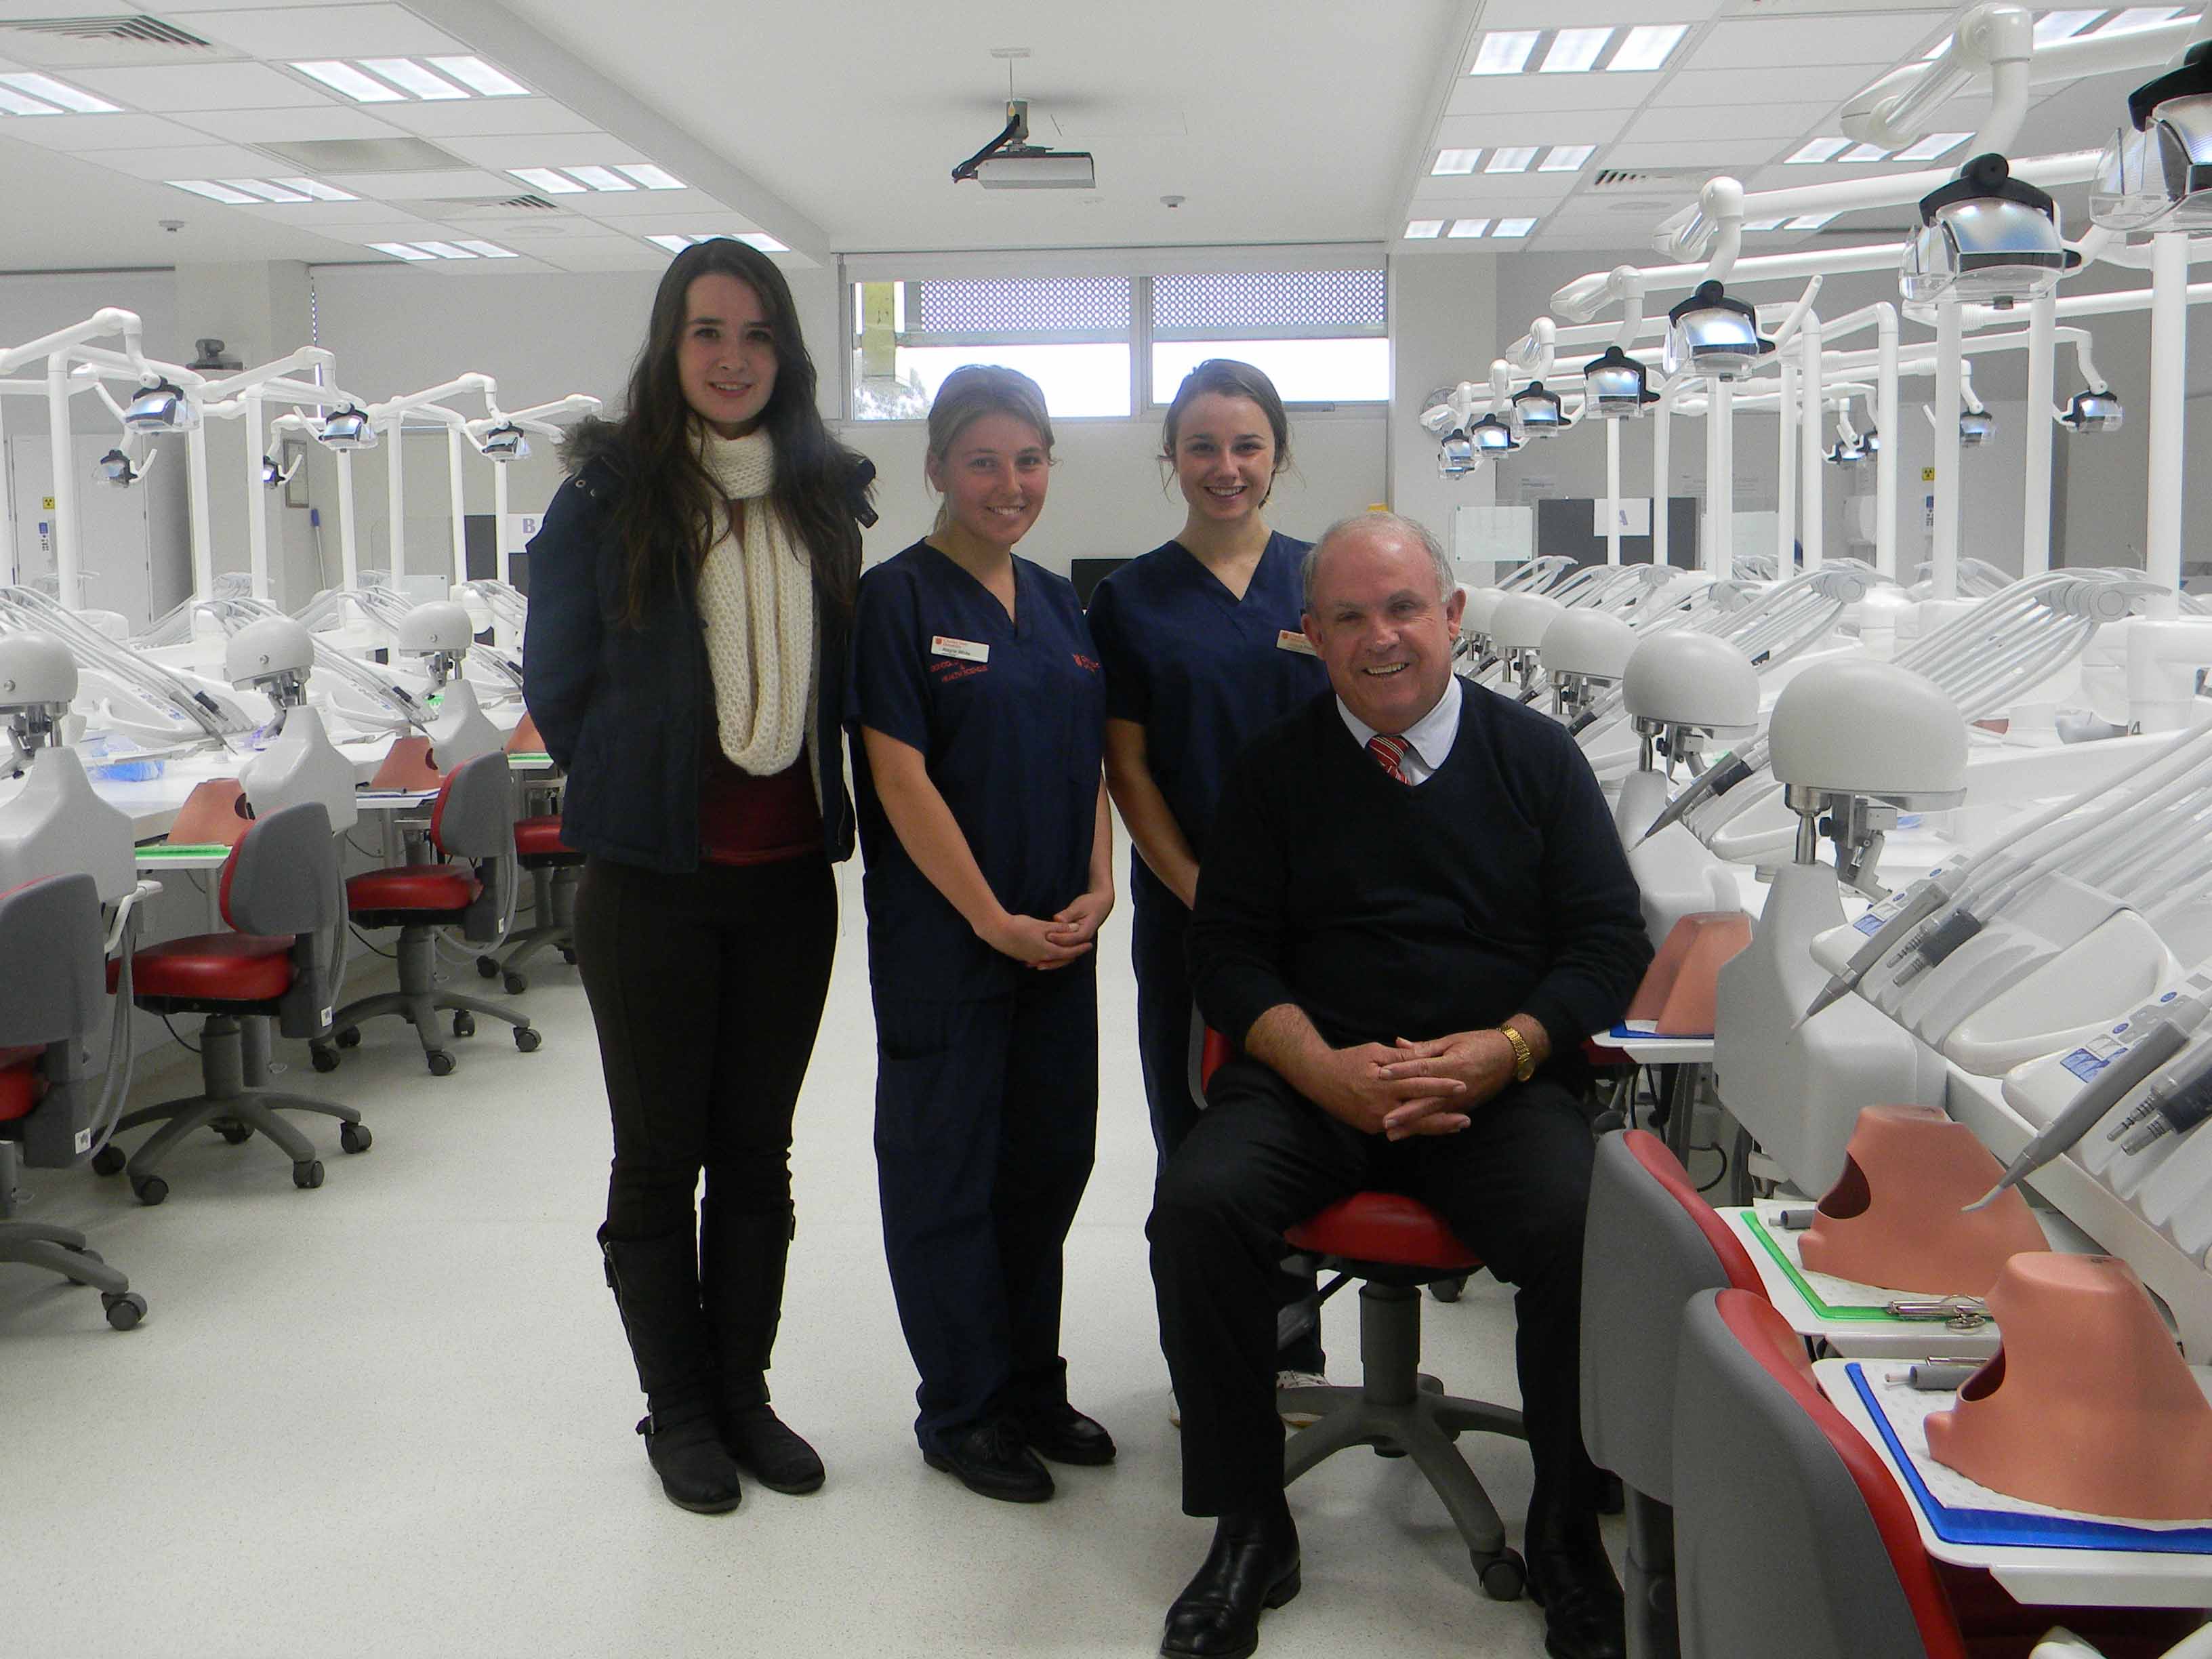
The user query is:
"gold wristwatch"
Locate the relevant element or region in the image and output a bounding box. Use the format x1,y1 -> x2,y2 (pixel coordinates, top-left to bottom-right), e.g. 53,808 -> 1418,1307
1498,1023 -> 1536,1083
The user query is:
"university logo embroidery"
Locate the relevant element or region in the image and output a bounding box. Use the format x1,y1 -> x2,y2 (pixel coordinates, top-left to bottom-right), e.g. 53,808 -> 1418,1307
1072,653 -> 1101,674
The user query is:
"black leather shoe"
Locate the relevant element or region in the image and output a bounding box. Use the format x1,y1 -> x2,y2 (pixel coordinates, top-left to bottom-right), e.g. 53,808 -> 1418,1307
923,1416 -> 1054,1503
1012,1401 -> 1117,1466
1161,1505 -> 1300,1659
722,1403 -> 825,1495
1525,1515 -> 1627,1659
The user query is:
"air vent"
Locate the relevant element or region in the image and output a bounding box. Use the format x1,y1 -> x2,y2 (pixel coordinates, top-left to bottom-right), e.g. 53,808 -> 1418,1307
255,136 -> 470,174
0,13 -> 220,66
438,194 -> 569,219
1589,167 -> 1706,193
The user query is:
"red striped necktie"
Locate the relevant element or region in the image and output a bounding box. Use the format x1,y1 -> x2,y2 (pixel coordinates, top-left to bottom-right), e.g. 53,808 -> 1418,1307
1366,733 -> 1413,785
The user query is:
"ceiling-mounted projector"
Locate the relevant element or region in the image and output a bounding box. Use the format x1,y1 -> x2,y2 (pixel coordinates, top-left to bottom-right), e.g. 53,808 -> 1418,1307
951,99 -> 1096,190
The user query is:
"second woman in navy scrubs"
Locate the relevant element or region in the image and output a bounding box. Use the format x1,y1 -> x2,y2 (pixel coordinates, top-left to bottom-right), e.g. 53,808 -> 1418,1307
1086,360 -> 1330,1399
848,365 -> 1115,1504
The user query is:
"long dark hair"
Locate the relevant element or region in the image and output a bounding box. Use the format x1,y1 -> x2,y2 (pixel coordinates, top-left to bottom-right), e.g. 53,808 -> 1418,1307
606,238 -> 868,626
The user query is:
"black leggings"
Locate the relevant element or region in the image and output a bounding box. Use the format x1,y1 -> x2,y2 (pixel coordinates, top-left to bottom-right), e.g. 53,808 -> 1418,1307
575,854 -> 838,1241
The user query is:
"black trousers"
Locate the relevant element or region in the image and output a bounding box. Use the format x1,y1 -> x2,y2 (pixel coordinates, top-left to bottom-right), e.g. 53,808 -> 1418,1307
872,962 -> 1098,1454
1149,1056 -> 1599,1518
574,853 -> 837,1243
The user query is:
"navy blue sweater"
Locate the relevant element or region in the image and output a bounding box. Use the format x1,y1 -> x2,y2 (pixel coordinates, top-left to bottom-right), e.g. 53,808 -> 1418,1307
1187,679 -> 1651,1069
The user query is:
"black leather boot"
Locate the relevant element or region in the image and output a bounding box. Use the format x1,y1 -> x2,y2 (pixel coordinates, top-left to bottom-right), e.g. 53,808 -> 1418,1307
1525,1484 -> 1626,1659
1161,1499 -> 1300,1659
701,1198 -> 823,1495
601,1230 -> 742,1515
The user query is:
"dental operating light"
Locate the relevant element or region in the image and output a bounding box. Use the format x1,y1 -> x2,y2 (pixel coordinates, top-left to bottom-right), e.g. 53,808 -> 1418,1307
2061,388 -> 2126,431
1902,153 -> 2076,306
1439,432 -> 1478,478
122,378 -> 197,434
1581,346 -> 1657,418
259,452 -> 300,490
1469,412 -> 1519,454
1960,408 -> 1996,446
1662,281 -> 1774,381
478,423 -> 530,462
97,448 -> 144,487
2093,40 -> 2212,229
314,404 -> 378,451
1509,381 -> 1567,437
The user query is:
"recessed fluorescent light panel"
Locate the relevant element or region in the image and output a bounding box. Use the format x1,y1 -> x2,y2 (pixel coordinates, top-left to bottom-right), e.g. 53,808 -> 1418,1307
509,167 -> 585,194
1433,148 -> 1483,176
220,178 -> 310,203
1744,217 -> 1790,231
453,240 -> 518,258
426,56 -> 529,96
562,165 -> 636,192
2099,8 -> 2184,33
1785,136 -> 1851,164
357,58 -> 467,99
1540,28 -> 1612,73
368,242 -> 436,260
1840,142 -> 1889,163
733,232 -> 787,253
2032,9 -> 2104,43
1469,30 -> 1540,75
1540,144 -> 1596,172
292,60 -> 406,102
1448,218 -> 1491,238
1609,24 -> 1688,73
649,232 -> 789,255
1893,131 -> 1971,162
0,85 -> 64,115
1486,146 -> 1539,173
0,72 -> 119,113
1787,211 -> 1840,230
169,179 -> 259,204
274,177 -> 357,201
616,164 -> 684,190
1405,219 -> 1446,239
409,241 -> 476,259
1492,217 -> 1537,238
647,234 -> 694,253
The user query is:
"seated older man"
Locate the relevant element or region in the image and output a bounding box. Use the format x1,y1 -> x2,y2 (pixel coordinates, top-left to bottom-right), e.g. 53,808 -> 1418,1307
1148,512 -> 1651,1659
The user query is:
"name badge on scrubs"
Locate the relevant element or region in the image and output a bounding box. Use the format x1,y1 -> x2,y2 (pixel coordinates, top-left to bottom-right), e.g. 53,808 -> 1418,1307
931,636 -> 990,664
1275,630 -> 1318,657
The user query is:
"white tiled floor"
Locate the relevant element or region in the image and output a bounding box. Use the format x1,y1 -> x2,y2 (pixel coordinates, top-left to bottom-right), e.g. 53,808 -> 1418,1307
4,850 -> 1596,1658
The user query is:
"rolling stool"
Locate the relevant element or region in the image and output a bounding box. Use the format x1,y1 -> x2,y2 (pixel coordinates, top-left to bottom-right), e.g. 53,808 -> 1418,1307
476,814 -> 579,994
1198,1030 -> 1530,1598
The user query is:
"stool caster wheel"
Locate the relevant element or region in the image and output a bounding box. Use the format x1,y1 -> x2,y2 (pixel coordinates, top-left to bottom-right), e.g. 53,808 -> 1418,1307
426,1050 -> 457,1078
1373,1437 -> 1407,1459
340,1122 -> 372,1155
452,1010 -> 476,1039
131,1174 -> 169,1207
476,956 -> 499,979
514,1027 -> 542,1054
310,1043 -> 340,1073
335,1027 -> 361,1050
560,945 -> 577,966
503,971 -> 528,995
1430,1275 -> 1467,1303
90,1145 -> 125,1177
293,1160 -> 325,1190
1475,1547 -> 1525,1601
215,1119 -> 253,1145
102,1291 -> 147,1331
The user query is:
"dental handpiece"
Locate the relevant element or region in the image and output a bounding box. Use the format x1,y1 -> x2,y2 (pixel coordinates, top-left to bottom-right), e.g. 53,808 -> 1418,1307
2107,1043 -> 2212,1155
1966,1011 -> 2200,1211
1799,861 -> 1968,1025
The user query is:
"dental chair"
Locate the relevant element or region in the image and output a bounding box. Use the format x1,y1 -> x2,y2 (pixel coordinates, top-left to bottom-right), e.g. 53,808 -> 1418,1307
1673,1288 -> 2203,1659
477,813 -> 580,994
95,802 -> 365,1206
1581,1130 -> 1767,1659
316,752 -> 539,1076
0,872 -> 144,1327
1202,1030 -> 1533,1599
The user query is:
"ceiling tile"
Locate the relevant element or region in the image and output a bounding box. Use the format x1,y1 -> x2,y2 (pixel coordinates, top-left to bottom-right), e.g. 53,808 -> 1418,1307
375,98 -> 597,139
180,106 -> 407,144
166,5 -> 465,60
0,112 -> 214,152
1621,103 -> 1824,144
233,198 -> 436,227
1411,174 -> 1578,205
560,187 -> 719,220
94,142 -> 285,180
1682,15 -> 1949,70
1433,108 -> 1633,150
1656,64 -> 1875,107
1474,0 -> 1724,28
1448,74 -> 1657,118
72,62 -> 333,111
321,167 -> 515,199
1603,137 -> 1788,169
534,237 -> 669,274
428,134 -> 634,171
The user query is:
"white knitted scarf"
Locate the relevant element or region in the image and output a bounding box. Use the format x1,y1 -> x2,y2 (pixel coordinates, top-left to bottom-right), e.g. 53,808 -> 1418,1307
695,426 -> 815,775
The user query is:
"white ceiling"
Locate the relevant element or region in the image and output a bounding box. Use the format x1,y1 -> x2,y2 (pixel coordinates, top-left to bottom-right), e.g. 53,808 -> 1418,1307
0,0 -> 2186,276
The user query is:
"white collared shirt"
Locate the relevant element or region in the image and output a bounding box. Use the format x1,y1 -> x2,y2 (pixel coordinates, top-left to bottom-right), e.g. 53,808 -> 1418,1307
1335,679 -> 1462,786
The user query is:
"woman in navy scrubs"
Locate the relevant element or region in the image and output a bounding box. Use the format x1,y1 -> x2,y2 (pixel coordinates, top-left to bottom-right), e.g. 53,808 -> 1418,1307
1085,360 -> 1331,1396
847,365 -> 1115,1504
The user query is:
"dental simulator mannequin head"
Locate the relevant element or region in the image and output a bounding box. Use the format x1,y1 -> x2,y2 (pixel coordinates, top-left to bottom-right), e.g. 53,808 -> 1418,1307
1159,359 -> 1291,560
602,236 -> 866,627
1300,512 -> 1464,737
922,365 -> 1055,570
